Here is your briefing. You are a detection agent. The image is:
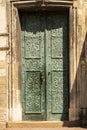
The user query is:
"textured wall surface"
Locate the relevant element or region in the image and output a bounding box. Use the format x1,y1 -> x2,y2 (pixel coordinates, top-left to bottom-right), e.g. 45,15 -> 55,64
0,0 -> 87,129
0,0 -> 8,129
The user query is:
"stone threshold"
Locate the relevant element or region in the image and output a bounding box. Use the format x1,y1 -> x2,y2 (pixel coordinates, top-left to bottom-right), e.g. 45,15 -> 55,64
7,121 -> 80,128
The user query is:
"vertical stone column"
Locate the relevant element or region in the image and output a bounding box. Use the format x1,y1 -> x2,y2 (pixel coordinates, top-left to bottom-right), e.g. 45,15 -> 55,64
76,0 -> 87,124
10,4 -> 22,121
69,6 -> 80,121
69,0 -> 86,122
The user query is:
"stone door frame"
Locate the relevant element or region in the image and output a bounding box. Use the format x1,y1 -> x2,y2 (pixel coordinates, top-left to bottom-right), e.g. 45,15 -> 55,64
8,0 -> 79,121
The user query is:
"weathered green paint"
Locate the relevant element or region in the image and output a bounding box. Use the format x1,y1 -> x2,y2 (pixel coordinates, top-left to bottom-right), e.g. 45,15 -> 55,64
20,12 -> 69,121
46,13 -> 69,121
21,13 -> 46,120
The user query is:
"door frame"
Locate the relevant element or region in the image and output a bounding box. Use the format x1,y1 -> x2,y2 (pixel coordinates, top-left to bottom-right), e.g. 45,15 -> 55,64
8,0 -> 79,121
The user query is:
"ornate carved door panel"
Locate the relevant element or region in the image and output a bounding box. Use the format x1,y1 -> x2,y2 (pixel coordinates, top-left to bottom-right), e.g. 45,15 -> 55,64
21,13 -> 46,120
46,13 -> 69,120
20,12 -> 69,121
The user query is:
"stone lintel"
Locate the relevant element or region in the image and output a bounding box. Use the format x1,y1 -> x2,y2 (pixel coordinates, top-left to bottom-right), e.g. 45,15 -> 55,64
11,0 -> 73,9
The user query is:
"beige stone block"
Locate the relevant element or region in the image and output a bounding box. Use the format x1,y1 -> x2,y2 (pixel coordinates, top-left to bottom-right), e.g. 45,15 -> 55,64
0,77 -> 6,85
0,113 -> 6,121
0,69 -> 6,76
0,62 -> 5,68
0,7 -> 7,33
0,101 -> 6,108
0,51 -> 6,61
0,93 -> 6,100
73,1 -> 78,8
0,122 -> 6,129
0,86 -> 6,93
0,108 -> 6,113
0,0 -> 2,4
0,36 -> 8,48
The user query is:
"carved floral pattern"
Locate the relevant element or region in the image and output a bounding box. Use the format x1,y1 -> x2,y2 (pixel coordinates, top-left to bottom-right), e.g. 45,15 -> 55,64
25,72 -> 41,113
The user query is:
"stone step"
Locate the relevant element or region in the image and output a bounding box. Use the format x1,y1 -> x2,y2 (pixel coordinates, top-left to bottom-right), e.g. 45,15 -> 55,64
6,121 -> 80,128
6,121 -> 83,130
6,128 -> 87,130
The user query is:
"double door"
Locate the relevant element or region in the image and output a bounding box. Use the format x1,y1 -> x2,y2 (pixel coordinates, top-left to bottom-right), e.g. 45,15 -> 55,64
20,12 -> 69,121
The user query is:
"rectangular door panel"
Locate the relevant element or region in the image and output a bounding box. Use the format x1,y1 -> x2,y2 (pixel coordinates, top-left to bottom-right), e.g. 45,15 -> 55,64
25,71 -> 41,114
46,13 -> 69,120
20,13 -> 46,120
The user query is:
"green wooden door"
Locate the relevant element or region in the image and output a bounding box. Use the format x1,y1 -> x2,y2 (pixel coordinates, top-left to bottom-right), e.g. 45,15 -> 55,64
20,12 -> 69,121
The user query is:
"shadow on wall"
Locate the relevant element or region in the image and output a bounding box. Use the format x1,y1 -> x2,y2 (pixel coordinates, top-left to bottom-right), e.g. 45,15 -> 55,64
79,32 -> 87,126
62,33 -> 87,128
63,33 -> 87,129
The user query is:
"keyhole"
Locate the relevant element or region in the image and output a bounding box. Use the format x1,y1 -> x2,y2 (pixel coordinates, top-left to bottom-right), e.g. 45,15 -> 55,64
48,72 -> 50,75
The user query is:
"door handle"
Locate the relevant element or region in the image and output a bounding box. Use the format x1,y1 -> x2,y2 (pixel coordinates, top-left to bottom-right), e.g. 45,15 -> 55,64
40,72 -> 45,85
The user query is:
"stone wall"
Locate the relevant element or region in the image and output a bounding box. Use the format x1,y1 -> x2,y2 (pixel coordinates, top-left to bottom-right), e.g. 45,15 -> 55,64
0,0 -> 87,129
0,0 -> 8,129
